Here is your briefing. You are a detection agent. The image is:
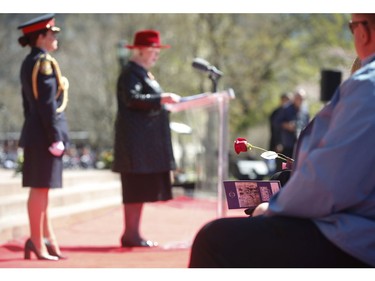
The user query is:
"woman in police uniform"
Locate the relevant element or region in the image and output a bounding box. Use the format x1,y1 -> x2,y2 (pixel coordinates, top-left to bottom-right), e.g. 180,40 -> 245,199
17,14 -> 69,260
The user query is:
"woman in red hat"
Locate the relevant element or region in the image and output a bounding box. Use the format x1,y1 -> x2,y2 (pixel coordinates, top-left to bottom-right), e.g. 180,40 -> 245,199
112,30 -> 181,247
17,14 -> 69,260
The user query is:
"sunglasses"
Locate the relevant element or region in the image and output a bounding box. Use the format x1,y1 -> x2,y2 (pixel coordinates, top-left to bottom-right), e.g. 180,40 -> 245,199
348,20 -> 368,34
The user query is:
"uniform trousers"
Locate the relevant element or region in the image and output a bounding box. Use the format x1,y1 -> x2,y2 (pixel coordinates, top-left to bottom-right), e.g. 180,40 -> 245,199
188,215 -> 370,268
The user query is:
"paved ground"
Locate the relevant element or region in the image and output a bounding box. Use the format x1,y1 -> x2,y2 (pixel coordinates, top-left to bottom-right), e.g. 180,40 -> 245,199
0,167 -> 241,268
0,169 -> 367,280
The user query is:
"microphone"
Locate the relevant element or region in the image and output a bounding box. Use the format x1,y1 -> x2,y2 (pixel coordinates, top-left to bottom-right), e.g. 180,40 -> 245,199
192,58 -> 223,77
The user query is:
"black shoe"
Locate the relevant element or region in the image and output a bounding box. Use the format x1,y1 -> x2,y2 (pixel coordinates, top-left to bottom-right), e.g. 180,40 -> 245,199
24,239 -> 59,261
44,238 -> 68,259
121,238 -> 158,248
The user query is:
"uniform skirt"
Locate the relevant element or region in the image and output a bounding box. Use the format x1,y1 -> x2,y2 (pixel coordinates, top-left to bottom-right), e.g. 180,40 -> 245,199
120,171 -> 173,204
22,145 -> 63,188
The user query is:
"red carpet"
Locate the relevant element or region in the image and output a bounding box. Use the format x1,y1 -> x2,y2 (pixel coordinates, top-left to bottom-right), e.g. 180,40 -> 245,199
0,196 -> 242,268
0,195 -> 364,281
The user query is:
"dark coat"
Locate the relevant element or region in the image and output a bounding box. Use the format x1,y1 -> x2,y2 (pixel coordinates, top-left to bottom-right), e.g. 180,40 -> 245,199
19,47 -> 69,148
112,61 -> 176,174
274,102 -> 310,150
19,47 -> 70,188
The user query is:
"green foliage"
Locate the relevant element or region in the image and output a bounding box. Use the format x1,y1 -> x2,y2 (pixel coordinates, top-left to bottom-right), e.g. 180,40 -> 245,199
14,152 -> 24,175
0,13 -> 355,149
95,150 -> 114,170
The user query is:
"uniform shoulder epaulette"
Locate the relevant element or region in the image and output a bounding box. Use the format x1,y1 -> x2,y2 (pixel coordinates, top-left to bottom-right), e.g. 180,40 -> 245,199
31,53 -> 69,113
38,54 -> 54,75
39,53 -> 53,61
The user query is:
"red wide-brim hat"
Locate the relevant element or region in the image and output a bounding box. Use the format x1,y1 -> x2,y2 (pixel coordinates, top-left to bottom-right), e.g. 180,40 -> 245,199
126,29 -> 170,49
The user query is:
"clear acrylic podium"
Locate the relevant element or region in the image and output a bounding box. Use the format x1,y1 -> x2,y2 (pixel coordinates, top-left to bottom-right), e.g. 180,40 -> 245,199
166,89 -> 235,217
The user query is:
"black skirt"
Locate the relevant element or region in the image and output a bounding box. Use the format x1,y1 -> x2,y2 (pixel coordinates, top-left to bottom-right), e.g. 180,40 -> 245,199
22,145 -> 63,188
120,171 -> 173,203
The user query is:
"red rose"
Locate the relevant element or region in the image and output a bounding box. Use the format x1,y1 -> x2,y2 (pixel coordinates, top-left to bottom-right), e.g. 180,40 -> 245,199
234,138 -> 249,154
233,136 -> 294,166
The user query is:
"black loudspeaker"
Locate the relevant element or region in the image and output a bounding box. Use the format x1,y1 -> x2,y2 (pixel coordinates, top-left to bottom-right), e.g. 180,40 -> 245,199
320,69 -> 342,102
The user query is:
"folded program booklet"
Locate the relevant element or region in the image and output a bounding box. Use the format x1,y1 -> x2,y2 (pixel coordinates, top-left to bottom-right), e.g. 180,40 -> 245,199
223,180 -> 281,209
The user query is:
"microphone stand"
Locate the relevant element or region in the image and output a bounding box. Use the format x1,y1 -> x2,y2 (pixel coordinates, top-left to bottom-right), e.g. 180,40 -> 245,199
209,70 -> 222,93
207,67 -> 226,218
191,58 -> 227,217
214,73 -> 227,218
192,58 -> 222,92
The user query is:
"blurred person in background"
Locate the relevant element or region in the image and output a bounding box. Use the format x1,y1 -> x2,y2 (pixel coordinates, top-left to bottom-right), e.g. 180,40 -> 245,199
269,92 -> 291,172
274,89 -> 310,159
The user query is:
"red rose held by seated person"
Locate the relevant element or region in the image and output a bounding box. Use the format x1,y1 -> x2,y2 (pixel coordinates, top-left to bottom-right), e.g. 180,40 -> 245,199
234,138 -> 249,154
233,137 -> 294,169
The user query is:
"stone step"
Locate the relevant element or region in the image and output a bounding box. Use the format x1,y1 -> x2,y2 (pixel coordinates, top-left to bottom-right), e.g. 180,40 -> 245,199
0,169 -> 123,244
0,169 -> 120,196
0,171 -> 24,196
0,180 -> 122,225
0,168 -> 190,245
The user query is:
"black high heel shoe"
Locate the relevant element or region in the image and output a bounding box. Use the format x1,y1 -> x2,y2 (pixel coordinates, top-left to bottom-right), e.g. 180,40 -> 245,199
44,238 -> 68,260
24,239 -> 59,261
121,235 -> 158,248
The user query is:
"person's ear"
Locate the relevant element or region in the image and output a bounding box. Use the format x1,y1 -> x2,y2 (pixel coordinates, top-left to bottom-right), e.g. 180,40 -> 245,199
359,24 -> 371,44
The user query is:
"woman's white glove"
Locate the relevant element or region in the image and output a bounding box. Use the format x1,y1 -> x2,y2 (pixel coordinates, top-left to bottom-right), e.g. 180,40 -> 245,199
49,141 -> 65,157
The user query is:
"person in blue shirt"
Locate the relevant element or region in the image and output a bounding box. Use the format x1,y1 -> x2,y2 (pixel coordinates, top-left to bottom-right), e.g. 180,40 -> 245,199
189,13 -> 375,268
